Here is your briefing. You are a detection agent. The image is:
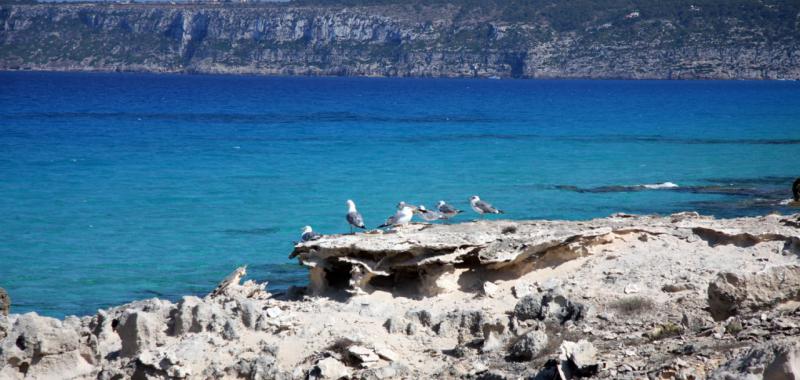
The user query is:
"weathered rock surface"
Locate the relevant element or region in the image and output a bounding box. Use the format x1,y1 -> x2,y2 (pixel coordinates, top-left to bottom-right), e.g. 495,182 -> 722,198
708,265 -> 800,321
0,212 -> 798,379
0,287 -> 9,316
559,340 -> 600,378
1,2 -> 799,80
291,213 -> 800,297
508,328 -> 548,361
711,340 -> 800,380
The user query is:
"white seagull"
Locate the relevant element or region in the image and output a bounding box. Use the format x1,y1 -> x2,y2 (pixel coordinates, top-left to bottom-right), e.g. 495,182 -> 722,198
416,205 -> 443,222
469,195 -> 503,217
437,200 -> 463,222
300,225 -> 322,242
346,200 -> 366,233
378,202 -> 415,228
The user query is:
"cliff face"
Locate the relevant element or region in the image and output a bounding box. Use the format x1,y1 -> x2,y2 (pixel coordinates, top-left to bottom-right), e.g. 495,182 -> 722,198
1,1 -> 799,79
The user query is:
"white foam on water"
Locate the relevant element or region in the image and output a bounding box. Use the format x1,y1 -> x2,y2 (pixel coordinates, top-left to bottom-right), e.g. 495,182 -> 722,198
641,182 -> 679,189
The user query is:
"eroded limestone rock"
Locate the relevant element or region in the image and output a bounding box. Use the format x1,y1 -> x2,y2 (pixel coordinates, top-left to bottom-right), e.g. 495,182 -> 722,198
508,329 -> 549,361
558,340 -> 599,378
708,265 -> 800,321
117,310 -> 166,357
292,214 -> 799,298
0,288 -> 9,316
711,340 -> 800,380
0,313 -> 92,379
311,357 -> 351,379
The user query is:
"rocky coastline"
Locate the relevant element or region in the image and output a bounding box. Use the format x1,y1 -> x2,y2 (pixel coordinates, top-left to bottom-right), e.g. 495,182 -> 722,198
2,2 -> 800,80
2,212 -> 800,379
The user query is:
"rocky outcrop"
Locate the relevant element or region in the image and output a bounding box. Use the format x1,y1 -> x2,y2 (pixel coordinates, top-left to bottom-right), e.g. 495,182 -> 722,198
0,313 -> 93,379
0,288 -> 8,316
707,265 -> 800,321
291,213 -> 800,297
1,2 -> 799,79
0,212 -> 798,379
711,340 -> 800,380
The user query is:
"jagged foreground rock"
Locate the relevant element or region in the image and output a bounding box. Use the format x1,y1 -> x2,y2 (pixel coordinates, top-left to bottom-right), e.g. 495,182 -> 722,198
1,212 -> 800,379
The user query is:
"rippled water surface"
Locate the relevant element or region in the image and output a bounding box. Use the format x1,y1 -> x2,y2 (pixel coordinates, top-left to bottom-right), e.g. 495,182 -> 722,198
1,72 -> 799,317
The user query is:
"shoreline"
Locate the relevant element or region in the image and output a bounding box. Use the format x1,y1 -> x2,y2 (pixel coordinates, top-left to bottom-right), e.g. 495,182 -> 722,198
3,68 -> 800,82
2,212 -> 799,379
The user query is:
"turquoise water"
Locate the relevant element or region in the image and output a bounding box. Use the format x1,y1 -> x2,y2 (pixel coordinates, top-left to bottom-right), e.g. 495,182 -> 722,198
1,72 -> 799,318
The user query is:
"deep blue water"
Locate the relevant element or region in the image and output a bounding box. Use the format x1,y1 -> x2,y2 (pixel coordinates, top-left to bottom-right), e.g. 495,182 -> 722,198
1,72 -> 799,318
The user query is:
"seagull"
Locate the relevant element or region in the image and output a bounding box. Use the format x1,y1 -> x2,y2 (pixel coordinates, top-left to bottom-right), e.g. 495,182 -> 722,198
378,202 -> 415,228
346,199 -> 366,233
416,205 -> 443,222
794,177 -> 800,202
469,195 -> 503,217
300,225 -> 322,242
437,200 -> 463,222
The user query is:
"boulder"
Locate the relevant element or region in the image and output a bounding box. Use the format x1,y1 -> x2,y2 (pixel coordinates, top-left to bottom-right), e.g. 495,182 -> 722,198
347,345 -> 380,366
514,291 -> 588,324
559,340 -> 599,377
483,281 -> 499,298
0,313 -> 92,379
433,310 -> 490,338
711,340 -> 800,380
514,295 -> 543,320
508,329 -> 549,361
311,357 -> 351,379
383,317 -> 406,334
481,315 -> 510,353
117,310 -> 165,357
708,265 -> 800,321
235,355 -> 280,380
512,282 -> 535,299
375,348 -> 400,362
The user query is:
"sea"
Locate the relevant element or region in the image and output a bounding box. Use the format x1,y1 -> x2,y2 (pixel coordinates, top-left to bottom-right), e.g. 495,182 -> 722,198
1,72 -> 799,318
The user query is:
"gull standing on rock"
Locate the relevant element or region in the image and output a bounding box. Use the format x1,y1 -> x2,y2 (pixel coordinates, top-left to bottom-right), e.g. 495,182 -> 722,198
437,200 -> 463,222
470,195 -> 503,217
300,225 -> 322,242
416,205 -> 443,223
378,202 -> 415,229
346,200 -> 366,233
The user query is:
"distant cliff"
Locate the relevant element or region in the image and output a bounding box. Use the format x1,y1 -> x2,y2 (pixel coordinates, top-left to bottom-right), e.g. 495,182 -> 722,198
1,0 -> 799,79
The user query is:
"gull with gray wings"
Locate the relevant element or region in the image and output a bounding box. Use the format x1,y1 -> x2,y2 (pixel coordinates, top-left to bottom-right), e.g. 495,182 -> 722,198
378,202 -> 415,229
470,195 -> 503,217
346,200 -> 366,233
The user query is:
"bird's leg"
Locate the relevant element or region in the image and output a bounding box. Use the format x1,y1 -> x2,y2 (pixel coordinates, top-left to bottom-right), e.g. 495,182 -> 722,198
349,225 -> 353,234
